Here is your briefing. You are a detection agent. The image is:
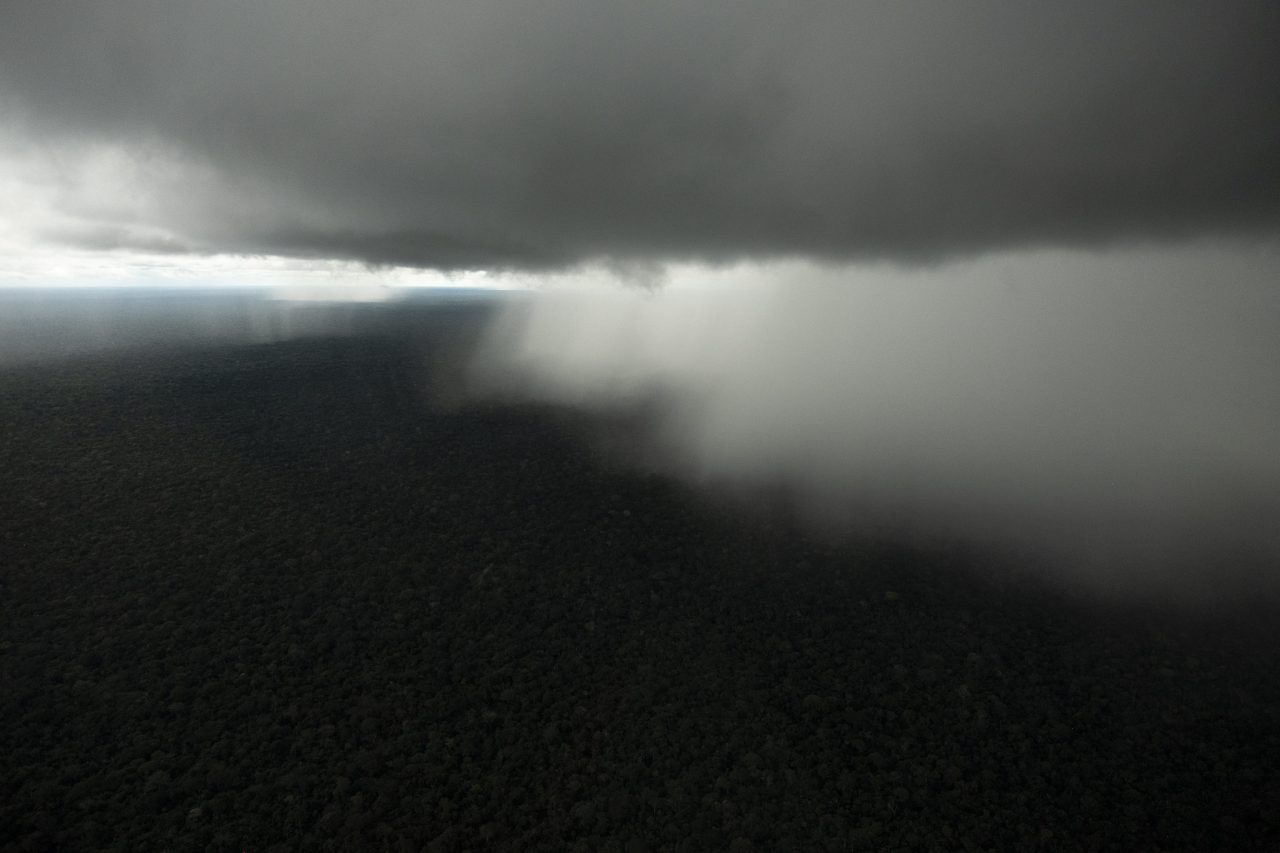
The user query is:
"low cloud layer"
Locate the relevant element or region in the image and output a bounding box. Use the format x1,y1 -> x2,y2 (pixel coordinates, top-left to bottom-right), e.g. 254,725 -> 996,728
2,2 -> 1278,269
468,245 -> 1280,603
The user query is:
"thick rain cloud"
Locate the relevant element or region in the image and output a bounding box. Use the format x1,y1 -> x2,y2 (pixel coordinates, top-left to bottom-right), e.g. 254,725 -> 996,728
467,244 -> 1280,603
2,1 -> 1278,269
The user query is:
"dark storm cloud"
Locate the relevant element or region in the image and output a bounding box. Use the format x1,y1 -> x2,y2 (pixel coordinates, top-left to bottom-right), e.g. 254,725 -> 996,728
1,1 -> 1278,268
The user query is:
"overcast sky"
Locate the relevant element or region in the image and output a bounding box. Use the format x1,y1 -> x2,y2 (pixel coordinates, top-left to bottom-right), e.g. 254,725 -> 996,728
1,1 -> 1277,275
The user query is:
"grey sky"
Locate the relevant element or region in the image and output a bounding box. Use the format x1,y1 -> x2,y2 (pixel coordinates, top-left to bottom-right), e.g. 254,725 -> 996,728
2,1 -> 1277,270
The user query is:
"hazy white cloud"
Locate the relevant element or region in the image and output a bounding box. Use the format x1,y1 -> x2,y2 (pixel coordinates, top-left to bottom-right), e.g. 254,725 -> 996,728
469,242 -> 1280,602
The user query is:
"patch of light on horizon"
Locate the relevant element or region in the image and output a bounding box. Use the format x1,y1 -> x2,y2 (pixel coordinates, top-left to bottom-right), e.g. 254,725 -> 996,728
0,125 -> 815,299
0,129 -> 530,299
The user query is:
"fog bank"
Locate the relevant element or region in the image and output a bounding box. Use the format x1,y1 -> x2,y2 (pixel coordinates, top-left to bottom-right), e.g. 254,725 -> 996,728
468,245 -> 1280,602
